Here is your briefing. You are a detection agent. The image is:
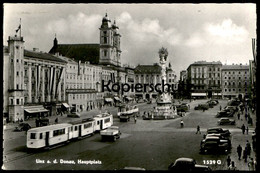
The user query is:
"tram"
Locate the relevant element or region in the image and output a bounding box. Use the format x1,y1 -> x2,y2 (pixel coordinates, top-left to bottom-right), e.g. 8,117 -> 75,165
27,113 -> 113,149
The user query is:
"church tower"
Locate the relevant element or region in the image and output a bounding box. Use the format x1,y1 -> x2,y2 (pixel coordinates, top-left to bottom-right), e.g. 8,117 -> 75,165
7,34 -> 25,122
99,13 -> 121,67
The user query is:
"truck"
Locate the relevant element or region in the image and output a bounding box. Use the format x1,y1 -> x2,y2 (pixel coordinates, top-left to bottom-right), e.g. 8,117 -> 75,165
100,126 -> 121,142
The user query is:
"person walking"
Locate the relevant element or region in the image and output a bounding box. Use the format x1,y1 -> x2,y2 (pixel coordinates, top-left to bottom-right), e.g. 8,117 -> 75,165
134,116 -> 137,124
220,105 -> 222,111
55,118 -> 58,124
226,155 -> 231,168
237,145 -> 242,160
246,126 -> 249,135
241,124 -> 246,134
243,148 -> 248,162
196,125 -> 201,134
248,157 -> 255,171
228,161 -> 236,170
180,120 -> 184,128
237,112 -> 240,120
246,140 -> 251,157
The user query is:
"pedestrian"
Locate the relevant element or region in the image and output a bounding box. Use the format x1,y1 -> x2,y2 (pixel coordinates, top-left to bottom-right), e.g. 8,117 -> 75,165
180,120 -> 184,128
246,126 -> 249,134
243,148 -> 248,162
134,116 -> 137,124
241,124 -> 245,134
196,125 -> 201,134
220,105 -> 222,111
237,112 -> 240,120
246,140 -> 251,157
237,145 -> 242,160
228,161 -> 236,171
226,155 -> 231,168
203,134 -> 206,139
245,113 -> 248,121
248,157 -> 255,171
55,118 -> 58,124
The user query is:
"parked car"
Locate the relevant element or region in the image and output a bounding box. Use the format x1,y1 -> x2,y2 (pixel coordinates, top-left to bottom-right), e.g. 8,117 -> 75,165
175,104 -> 189,112
228,100 -> 241,106
202,135 -> 231,148
194,104 -> 209,110
67,112 -> 80,118
224,106 -> 238,113
168,158 -> 211,171
14,123 -> 31,131
200,137 -> 230,154
215,110 -> 233,118
205,133 -> 230,140
218,118 -> 235,125
207,127 -> 231,137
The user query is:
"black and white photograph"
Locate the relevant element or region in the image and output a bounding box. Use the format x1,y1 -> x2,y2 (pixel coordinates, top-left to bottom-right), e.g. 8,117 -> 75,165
2,3 -> 257,171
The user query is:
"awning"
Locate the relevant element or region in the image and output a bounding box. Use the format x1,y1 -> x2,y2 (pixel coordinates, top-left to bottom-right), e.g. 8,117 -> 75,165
24,107 -> 49,114
191,93 -> 207,96
104,98 -> 113,102
62,103 -> 70,108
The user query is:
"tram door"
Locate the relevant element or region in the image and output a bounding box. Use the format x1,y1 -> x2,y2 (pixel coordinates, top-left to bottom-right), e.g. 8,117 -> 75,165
45,132 -> 49,147
79,125 -> 82,137
100,120 -> 103,130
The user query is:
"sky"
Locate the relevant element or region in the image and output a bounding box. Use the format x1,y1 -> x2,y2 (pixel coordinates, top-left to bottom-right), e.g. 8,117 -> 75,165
3,3 -> 256,78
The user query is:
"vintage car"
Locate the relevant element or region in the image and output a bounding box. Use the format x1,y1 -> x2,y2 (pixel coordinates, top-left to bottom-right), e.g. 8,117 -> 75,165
218,118 -> 235,125
14,123 -> 31,132
200,136 -> 230,154
207,127 -> 231,137
194,104 -> 209,110
168,158 -> 211,171
215,110 -> 234,118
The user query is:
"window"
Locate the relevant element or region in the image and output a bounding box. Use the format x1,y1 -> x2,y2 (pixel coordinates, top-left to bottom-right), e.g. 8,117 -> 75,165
30,133 -> 36,139
104,37 -> 108,44
39,133 -> 43,139
17,84 -> 19,89
104,118 -> 110,123
84,123 -> 92,129
75,126 -> 78,131
104,50 -> 107,57
11,59 -> 13,63
10,99 -> 13,105
53,129 -> 65,137
17,71 -> 19,76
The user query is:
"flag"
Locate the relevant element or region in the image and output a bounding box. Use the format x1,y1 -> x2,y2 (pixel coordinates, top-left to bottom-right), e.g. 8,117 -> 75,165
15,24 -> 21,33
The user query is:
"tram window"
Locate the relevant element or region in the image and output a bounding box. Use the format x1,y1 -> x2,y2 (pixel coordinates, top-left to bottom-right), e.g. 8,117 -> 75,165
84,123 -> 92,129
75,126 -> 78,131
104,118 -> 110,123
39,133 -> 43,139
30,133 -> 36,139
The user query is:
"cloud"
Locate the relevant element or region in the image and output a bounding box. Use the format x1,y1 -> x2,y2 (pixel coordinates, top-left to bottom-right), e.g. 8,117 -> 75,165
44,12 -> 102,43
204,18 -> 249,44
